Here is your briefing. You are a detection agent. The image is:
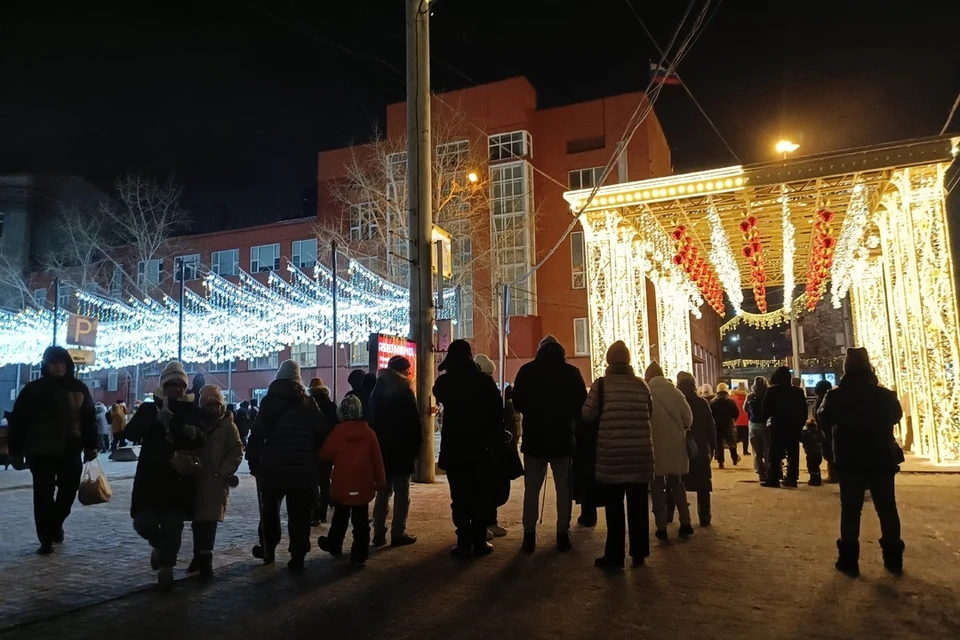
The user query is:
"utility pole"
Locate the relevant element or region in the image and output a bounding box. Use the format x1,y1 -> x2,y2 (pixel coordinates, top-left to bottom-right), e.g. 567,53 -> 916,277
407,0 -> 435,483
52,277 -> 60,346
178,258 -> 185,362
331,239 -> 338,400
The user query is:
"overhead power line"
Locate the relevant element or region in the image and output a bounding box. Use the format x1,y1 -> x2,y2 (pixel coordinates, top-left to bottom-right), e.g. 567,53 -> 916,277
940,91 -> 960,135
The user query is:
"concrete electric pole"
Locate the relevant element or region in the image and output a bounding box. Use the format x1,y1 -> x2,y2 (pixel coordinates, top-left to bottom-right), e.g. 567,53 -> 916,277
407,0 -> 435,482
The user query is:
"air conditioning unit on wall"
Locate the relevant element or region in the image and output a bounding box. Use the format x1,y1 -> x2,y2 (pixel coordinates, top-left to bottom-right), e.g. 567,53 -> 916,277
88,379 -> 101,389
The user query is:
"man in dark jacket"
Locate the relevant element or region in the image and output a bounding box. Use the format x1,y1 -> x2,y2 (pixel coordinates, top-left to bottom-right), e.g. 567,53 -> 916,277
235,401 -> 252,445
245,359 -> 328,572
433,340 -> 503,557
309,378 -> 338,524
818,347 -> 904,576
512,335 -> 587,553
761,366 -> 809,487
710,383 -> 741,469
369,356 -> 422,547
10,346 -> 98,554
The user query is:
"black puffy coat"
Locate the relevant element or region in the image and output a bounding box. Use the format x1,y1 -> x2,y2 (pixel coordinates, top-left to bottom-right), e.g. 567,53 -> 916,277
10,348 -> 97,458
761,379 -> 808,436
310,386 -> 339,429
682,386 -> 717,493
511,342 -> 587,458
369,369 -> 423,476
710,392 -> 740,445
817,370 -> 903,474
125,395 -> 207,518
246,379 -> 328,489
433,359 -> 503,472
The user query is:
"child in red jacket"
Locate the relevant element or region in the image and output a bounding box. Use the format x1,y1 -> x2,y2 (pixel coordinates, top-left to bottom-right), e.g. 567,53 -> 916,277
317,395 -> 386,566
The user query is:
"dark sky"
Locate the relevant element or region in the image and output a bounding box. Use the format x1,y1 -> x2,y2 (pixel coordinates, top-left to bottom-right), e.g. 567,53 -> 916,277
2,0 -> 958,231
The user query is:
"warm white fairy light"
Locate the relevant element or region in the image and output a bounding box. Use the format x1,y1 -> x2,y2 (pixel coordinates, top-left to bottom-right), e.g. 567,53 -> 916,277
706,202 -> 743,314
781,185 -> 796,313
830,183 -> 870,308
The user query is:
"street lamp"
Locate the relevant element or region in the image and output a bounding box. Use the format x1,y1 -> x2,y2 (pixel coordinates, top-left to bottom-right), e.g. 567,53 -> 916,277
776,139 -> 800,158
467,171 -> 479,183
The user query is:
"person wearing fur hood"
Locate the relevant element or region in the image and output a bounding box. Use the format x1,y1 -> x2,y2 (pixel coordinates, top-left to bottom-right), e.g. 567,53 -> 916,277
645,361 -> 694,540
185,385 -> 243,580
124,361 -> 207,590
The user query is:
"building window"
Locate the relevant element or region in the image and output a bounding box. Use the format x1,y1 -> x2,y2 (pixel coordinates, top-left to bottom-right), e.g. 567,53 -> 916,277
488,131 -> 532,162
249,352 -> 279,371
33,288 -> 46,309
57,283 -> 72,310
212,249 -> 239,277
250,244 -> 280,273
490,161 -> 535,316
568,167 -> 605,190
349,202 -> 379,241
109,266 -> 123,296
292,239 -> 317,270
356,256 -> 379,272
570,231 -> 586,290
107,371 -> 119,392
30,365 -> 41,381
253,388 -> 269,405
574,318 -> 590,356
174,254 -> 200,282
138,259 -> 162,287
437,140 -> 470,166
208,360 -> 232,373
350,341 -> 369,367
291,343 -> 317,368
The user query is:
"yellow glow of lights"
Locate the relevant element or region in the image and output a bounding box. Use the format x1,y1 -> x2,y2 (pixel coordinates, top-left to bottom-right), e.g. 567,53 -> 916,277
599,197 -> 607,205
678,185 -> 686,194
725,179 -> 734,187
776,140 -> 800,155
467,172 -> 479,183
643,191 -> 651,199
616,194 -> 624,203
668,187 -> 676,196
706,182 -> 714,190
735,177 -> 744,186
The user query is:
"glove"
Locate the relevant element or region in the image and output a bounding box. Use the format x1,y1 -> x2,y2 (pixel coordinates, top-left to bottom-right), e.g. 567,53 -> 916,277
84,449 -> 98,463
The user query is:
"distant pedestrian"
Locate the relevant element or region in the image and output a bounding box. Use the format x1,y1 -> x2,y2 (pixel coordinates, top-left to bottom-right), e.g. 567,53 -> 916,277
361,373 -> 377,420
801,420 -> 825,486
110,399 -> 128,451
433,340 -> 503,557
124,361 -> 206,590
746,377 -> 771,482
710,383 -> 741,469
248,398 -> 259,424
368,356 -> 422,548
190,373 -> 207,408
732,382 -> 750,455
581,341 -> 655,569
677,372 -> 717,527
345,369 -> 365,401
187,385 -> 243,580
309,378 -> 339,428
645,361 -> 694,540
95,403 -> 111,453
699,383 -> 715,403
10,346 -> 99,555
761,367 -> 808,488
475,353 -> 512,539
245,359 -> 329,573
317,395 -> 386,567
512,335 -> 587,554
818,347 -> 904,576
309,377 -> 338,526
235,401 -> 252,445
813,380 -> 836,482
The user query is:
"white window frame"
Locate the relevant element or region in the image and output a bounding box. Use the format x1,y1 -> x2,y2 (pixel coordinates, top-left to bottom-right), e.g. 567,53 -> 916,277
568,166 -> 605,191
437,139 -> 470,166
291,342 -> 317,368
107,371 -> 119,392
138,259 -> 163,287
57,283 -> 72,310
211,249 -> 240,277
33,288 -> 46,309
250,352 -> 279,371
490,160 -> 535,317
174,254 -> 201,282
30,365 -> 42,381
208,360 -> 232,373
488,130 -> 532,162
574,318 -> 590,357
570,231 -> 586,290
349,202 -> 379,242
292,239 -> 318,270
250,244 -> 280,273
349,341 -> 369,367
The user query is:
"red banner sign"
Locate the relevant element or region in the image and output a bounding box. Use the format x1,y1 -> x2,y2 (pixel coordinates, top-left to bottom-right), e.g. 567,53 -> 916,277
369,333 -> 417,389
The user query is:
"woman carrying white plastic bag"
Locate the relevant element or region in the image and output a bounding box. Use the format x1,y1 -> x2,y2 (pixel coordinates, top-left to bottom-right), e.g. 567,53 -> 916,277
78,458 -> 112,506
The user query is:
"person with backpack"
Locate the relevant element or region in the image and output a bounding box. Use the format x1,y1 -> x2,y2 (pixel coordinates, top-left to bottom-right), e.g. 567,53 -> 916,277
746,377 -> 770,482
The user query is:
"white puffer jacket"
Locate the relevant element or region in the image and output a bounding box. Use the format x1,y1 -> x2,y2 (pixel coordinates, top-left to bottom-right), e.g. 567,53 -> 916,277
582,364 -> 655,484
648,375 -> 694,476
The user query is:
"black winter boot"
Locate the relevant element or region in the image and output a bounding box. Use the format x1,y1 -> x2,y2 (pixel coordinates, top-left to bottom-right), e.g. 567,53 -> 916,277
835,539 -> 860,577
521,533 -> 536,554
198,553 -> 214,580
881,538 -> 905,575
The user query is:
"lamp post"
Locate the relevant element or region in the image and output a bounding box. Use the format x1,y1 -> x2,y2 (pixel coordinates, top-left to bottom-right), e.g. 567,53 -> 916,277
776,139 -> 803,381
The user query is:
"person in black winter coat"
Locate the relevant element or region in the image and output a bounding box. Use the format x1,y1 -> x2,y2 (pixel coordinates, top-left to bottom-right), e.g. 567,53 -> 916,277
512,335 -> 587,554
124,361 -> 207,590
369,356 -> 422,548
813,379 -> 835,481
760,366 -> 809,488
818,347 -> 904,576
677,372 -> 717,526
433,340 -> 504,558
245,359 -> 328,572
10,346 -> 98,555
235,401 -> 252,445
190,373 -> 206,408
309,378 -> 339,525
801,420 -> 825,486
710,383 -> 741,469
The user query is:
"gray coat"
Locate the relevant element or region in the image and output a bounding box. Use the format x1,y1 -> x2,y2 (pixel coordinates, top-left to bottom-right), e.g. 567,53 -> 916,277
194,413 -> 244,523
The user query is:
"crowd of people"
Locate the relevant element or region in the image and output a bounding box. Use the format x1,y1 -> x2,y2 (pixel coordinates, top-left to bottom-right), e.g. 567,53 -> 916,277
4,338 -> 907,589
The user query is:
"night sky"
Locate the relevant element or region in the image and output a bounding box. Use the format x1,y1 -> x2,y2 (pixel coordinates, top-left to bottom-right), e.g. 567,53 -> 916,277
1,0 -> 958,231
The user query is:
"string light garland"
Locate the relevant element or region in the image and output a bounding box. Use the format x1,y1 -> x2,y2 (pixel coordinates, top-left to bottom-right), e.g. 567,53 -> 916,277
781,185 -> 796,312
739,212 -> 767,313
805,208 -> 836,310
831,183 -> 870,308
672,224 -> 724,315
706,202 -> 743,314
718,293 -> 809,337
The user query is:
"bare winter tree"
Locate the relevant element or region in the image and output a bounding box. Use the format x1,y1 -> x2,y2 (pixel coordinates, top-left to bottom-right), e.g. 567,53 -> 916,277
0,247 -> 34,310
800,303 -> 847,373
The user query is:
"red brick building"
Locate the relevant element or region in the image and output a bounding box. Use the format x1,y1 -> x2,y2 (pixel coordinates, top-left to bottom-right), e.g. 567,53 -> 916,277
8,77 -> 721,409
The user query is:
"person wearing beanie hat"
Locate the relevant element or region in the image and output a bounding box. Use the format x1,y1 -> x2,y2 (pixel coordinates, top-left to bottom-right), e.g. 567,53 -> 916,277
9,345 -> 99,555
188,384 -> 243,579
675,372 -> 717,529
368,352 -> 422,548
710,382 -> 741,469
474,354 -> 496,376
645,361 -> 695,540
124,361 -> 207,590
433,338 -> 505,558
539,334 -> 559,350
245,356 -> 328,573
818,346 -> 905,576
318,395 -> 386,566
760,366 -> 809,488
511,334 -> 587,554
581,341 -> 656,568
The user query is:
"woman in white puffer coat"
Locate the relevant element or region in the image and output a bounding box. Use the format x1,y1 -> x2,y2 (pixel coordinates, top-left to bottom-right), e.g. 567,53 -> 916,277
582,341 -> 655,570
645,361 -> 694,541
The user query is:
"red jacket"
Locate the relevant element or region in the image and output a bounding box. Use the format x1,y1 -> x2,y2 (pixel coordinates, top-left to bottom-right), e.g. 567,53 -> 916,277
732,391 -> 749,427
319,420 -> 386,506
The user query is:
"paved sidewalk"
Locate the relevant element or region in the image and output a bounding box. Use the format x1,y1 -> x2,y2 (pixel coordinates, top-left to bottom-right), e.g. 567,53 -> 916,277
1,465 -> 959,639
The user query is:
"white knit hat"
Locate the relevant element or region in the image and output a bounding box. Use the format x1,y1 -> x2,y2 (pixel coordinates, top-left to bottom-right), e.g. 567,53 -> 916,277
199,384 -> 225,408
276,359 -> 302,383
160,361 -> 189,388
474,354 -> 496,375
